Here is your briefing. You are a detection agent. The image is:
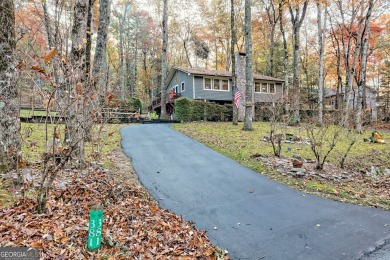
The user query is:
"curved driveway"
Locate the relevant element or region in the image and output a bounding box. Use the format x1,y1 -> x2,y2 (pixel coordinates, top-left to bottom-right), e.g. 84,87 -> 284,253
121,124 -> 390,260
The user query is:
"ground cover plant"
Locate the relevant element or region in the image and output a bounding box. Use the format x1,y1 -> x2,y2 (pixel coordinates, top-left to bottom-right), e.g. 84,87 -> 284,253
172,122 -> 390,210
0,123 -> 226,259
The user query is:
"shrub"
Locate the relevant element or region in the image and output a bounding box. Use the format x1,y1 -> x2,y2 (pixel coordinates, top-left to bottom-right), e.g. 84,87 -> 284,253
175,97 -> 193,122
175,98 -> 231,122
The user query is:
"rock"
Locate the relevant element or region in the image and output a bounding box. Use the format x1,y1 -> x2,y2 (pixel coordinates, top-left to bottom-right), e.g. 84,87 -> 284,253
42,234 -> 53,241
385,169 -> 390,176
24,172 -> 33,182
105,234 -> 116,247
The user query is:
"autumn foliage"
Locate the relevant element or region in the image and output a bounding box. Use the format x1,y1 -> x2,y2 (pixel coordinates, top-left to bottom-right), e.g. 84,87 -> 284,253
0,170 -> 224,259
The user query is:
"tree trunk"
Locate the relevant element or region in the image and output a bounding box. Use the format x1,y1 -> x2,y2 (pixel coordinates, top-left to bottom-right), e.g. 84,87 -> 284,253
343,12 -> 364,127
92,0 -> 111,91
231,0 -> 238,125
356,0 -> 374,132
266,1 -> 279,77
160,0 -> 168,119
69,0 -> 89,166
42,1 -> 54,48
279,3 -> 289,111
0,0 -> 21,172
243,0 -> 253,131
85,0 -> 95,82
119,1 -> 128,100
317,2 -> 327,125
183,40 -> 192,68
289,1 -> 308,125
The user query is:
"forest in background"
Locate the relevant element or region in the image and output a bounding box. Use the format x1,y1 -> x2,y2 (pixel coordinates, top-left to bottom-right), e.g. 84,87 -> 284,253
13,0 -> 390,120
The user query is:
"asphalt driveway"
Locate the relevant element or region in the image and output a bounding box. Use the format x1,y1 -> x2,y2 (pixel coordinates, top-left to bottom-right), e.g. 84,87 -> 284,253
121,124 -> 390,260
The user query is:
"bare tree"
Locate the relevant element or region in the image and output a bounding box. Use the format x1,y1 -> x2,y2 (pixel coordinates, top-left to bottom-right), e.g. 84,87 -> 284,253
278,2 -> 289,112
263,0 -> 280,77
317,1 -> 327,125
160,0 -> 168,119
289,0 -> 308,124
337,0 -> 364,127
231,0 -> 238,125
243,0 -> 253,131
93,0 -> 111,91
356,0 -> 375,132
0,0 -> 21,172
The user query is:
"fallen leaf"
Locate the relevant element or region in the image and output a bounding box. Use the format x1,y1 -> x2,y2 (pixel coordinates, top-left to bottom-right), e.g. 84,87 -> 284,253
43,48 -> 58,63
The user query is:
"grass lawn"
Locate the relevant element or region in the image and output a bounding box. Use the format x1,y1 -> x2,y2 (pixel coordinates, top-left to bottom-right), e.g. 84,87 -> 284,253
172,121 -> 390,209
21,122 -> 125,165
1,123 -> 127,208
20,109 -> 58,118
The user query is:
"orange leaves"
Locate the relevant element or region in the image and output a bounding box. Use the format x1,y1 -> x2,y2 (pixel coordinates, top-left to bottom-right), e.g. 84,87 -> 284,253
76,82 -> 83,94
31,64 -> 45,74
43,48 -> 58,64
0,171 -> 224,259
107,92 -> 115,102
16,60 -> 26,69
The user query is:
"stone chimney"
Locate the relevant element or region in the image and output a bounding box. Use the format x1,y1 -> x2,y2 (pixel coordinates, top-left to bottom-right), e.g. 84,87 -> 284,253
235,52 -> 246,121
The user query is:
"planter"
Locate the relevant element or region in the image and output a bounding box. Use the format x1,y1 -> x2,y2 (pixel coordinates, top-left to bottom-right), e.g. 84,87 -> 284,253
292,159 -> 304,168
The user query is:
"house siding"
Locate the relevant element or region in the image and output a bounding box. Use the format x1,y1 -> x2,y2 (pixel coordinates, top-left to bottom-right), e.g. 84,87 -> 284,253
254,82 -> 284,103
193,76 -> 233,101
166,70 -> 193,99
163,67 -> 284,104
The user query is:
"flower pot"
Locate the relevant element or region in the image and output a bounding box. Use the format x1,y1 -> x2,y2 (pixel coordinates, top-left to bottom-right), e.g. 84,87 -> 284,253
292,159 -> 303,168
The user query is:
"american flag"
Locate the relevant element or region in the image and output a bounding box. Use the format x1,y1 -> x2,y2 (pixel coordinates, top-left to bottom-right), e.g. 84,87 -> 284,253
234,86 -> 242,109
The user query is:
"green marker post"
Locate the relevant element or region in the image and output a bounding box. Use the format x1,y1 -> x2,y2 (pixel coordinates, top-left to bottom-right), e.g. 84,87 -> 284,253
87,205 -> 104,251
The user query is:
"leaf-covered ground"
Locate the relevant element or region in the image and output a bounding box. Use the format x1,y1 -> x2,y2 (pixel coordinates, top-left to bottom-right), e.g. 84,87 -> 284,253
0,123 -> 227,259
1,170 -> 221,259
172,122 -> 390,210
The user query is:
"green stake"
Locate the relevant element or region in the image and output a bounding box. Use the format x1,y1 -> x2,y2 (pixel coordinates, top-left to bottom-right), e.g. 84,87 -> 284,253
87,205 -> 104,251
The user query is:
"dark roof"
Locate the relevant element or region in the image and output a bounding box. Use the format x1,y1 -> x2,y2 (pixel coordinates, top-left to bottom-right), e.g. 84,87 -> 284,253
166,66 -> 285,88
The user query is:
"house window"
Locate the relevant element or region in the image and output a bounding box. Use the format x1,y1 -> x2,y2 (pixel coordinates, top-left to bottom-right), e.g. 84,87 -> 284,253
222,80 -> 229,91
204,77 -> 229,91
213,79 -> 221,90
174,85 -> 178,93
181,81 -> 185,92
269,83 -> 275,93
204,78 -> 212,90
255,82 -> 261,93
262,83 -> 268,93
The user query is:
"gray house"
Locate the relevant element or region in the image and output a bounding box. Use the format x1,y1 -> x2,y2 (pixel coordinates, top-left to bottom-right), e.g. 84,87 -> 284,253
151,53 -> 285,120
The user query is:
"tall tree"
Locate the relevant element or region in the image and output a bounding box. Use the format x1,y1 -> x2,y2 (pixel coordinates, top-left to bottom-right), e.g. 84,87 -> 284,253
264,0 -> 280,77
278,2 -> 289,110
69,0 -> 89,165
337,0 -> 364,127
317,1 -> 327,125
93,0 -> 111,91
356,0 -> 375,132
85,0 -> 96,82
160,0 -> 168,119
288,0 -> 308,124
231,0 -> 238,125
0,0 -> 21,171
243,0 -> 253,131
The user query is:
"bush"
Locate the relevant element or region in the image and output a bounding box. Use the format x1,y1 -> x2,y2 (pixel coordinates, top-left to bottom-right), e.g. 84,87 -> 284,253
108,98 -> 142,113
175,97 -> 231,122
175,97 -> 193,122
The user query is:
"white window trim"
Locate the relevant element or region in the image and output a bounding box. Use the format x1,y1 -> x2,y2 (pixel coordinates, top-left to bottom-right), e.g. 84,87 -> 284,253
174,85 -> 178,93
181,81 -> 185,92
203,77 -> 230,92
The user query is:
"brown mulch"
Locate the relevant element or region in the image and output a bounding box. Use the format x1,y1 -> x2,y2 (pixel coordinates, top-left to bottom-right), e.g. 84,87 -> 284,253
0,152 -> 227,259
